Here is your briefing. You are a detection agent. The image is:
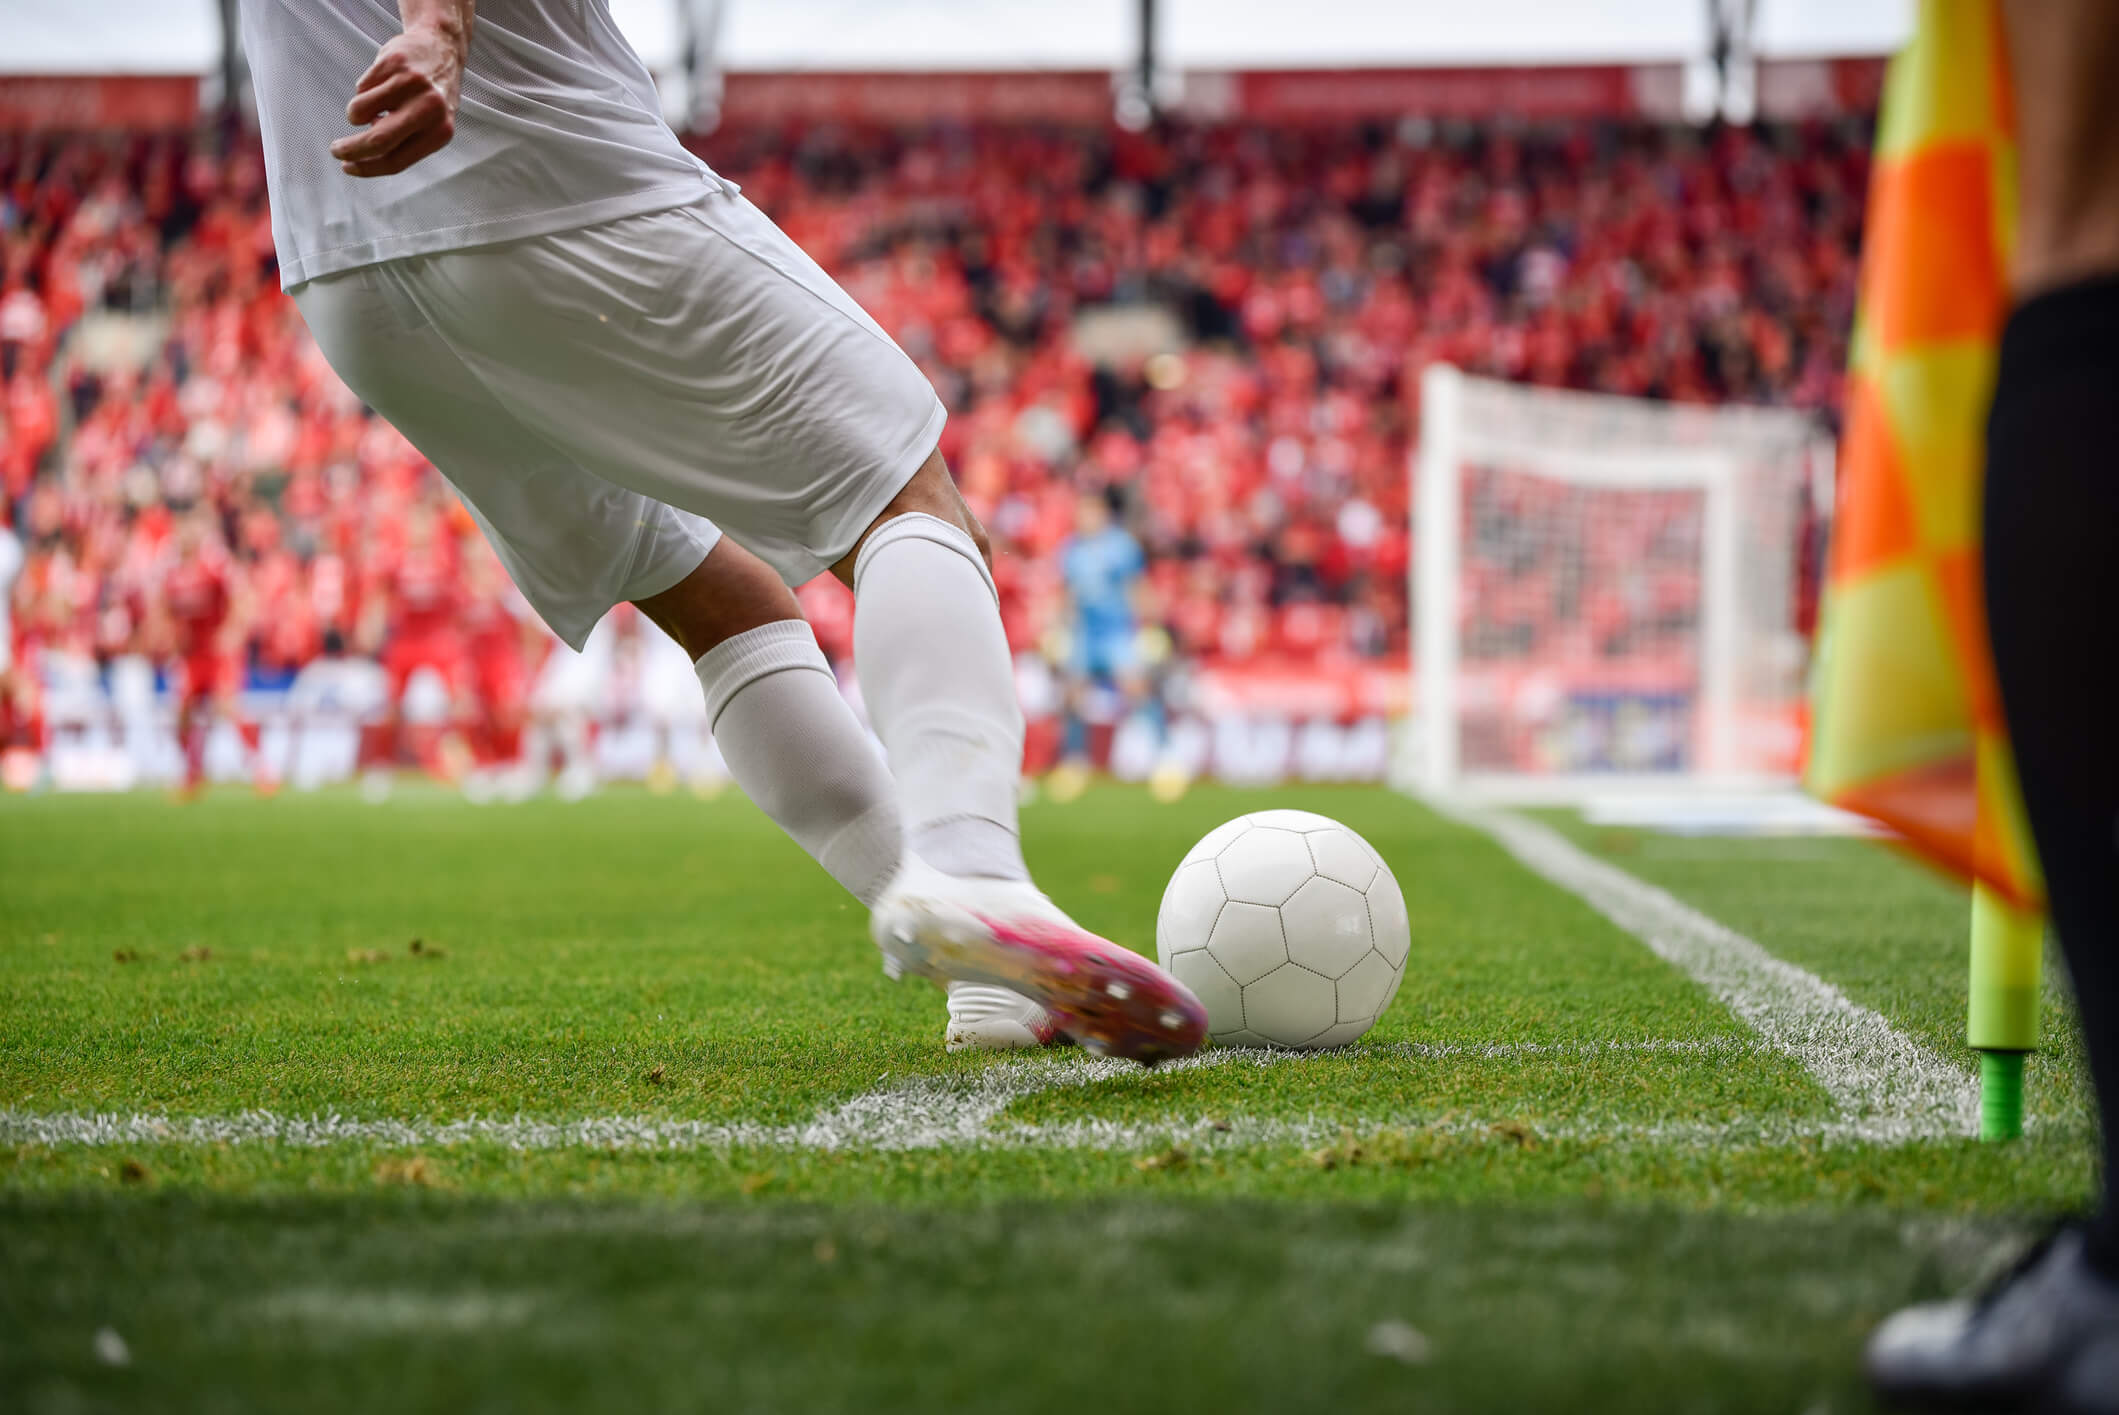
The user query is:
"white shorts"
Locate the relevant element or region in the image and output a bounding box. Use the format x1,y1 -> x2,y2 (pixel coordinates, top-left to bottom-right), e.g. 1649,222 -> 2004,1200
294,192 -> 947,649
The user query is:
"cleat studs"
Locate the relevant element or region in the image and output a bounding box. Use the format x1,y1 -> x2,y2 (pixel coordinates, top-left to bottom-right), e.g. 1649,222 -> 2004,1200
1158,1009 -> 1184,1030
1105,981 -> 1133,1001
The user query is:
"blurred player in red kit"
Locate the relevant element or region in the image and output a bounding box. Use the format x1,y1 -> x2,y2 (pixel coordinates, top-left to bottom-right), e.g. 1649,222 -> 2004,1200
358,504 -> 468,786
0,507 -> 32,790
459,540 -> 540,778
0,651 -> 42,793
152,512 -> 271,797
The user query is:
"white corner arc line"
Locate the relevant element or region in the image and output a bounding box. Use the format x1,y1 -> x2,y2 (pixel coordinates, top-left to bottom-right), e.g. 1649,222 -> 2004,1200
1433,799 -> 1979,1142
0,1026 -> 2024,1156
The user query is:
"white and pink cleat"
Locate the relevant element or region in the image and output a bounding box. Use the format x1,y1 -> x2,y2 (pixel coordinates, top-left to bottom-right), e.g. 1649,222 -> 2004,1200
872,858 -> 1208,1066
944,981 -> 1068,1053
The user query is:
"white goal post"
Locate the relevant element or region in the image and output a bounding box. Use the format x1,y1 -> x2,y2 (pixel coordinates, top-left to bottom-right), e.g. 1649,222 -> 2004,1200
1412,366 -> 1834,803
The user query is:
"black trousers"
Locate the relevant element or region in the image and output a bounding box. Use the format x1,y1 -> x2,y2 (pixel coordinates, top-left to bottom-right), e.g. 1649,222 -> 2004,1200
1982,274 -> 2119,1263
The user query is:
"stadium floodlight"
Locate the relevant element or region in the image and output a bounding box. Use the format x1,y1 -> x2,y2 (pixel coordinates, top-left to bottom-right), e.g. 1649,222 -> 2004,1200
1411,365 -> 1833,804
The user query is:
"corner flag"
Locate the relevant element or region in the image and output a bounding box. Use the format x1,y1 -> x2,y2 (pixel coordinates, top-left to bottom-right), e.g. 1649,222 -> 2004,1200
1805,0 -> 2043,914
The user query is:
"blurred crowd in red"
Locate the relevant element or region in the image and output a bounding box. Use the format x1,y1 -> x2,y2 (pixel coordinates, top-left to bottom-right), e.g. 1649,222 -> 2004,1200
0,115 -> 1866,767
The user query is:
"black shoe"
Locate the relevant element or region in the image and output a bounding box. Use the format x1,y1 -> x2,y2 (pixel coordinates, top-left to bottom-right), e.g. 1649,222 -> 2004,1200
1866,1225 -> 2119,1413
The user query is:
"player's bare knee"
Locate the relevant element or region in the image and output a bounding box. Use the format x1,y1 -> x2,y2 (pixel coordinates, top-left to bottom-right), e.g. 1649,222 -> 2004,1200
635,539 -> 801,662
834,448 -> 989,585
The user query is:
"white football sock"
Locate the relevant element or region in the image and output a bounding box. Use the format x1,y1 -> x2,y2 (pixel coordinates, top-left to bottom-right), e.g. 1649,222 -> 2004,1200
853,513 -> 1029,882
695,619 -> 902,906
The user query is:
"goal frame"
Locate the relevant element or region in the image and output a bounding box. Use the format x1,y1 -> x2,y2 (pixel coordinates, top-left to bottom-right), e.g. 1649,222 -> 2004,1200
1412,364 -> 1824,804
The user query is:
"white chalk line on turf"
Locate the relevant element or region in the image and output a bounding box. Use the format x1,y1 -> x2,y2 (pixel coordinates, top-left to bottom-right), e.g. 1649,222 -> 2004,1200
1,1034 -> 1993,1156
1431,801 -> 1981,1144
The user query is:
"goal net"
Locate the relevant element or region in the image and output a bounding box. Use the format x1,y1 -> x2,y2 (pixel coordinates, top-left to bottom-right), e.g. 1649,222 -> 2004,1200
1411,366 -> 1833,802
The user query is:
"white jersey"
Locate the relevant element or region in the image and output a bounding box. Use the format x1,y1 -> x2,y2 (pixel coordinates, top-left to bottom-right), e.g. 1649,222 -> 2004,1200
240,0 -> 728,289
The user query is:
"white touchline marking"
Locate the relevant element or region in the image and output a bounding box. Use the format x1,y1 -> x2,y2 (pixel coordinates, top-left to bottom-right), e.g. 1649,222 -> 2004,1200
1431,800 -> 1981,1143
0,1032 -> 2024,1156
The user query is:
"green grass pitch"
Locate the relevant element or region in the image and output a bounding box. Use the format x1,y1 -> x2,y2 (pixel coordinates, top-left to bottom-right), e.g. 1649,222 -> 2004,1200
0,783 -> 2098,1412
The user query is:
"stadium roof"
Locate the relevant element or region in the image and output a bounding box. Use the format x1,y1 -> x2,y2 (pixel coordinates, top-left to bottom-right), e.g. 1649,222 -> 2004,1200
4,0 -> 1912,76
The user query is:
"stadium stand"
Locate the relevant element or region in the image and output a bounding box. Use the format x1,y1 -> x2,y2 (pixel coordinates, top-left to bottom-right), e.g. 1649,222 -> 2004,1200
0,116 -> 1866,783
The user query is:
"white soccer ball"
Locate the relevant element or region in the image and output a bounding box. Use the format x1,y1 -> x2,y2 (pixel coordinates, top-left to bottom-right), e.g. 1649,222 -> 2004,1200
1155,809 -> 1409,1049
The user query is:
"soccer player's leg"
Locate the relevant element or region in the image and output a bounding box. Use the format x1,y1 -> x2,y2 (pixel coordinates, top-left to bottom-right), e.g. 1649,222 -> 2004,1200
214,657 -> 276,795
835,455 -> 1206,1064
630,540 -> 901,904
820,456 -> 1061,1053
173,656 -> 212,798
170,651 -> 246,797
424,640 -> 476,782
1867,4 -> 2119,1410
536,651 -> 602,801
632,618 -> 711,795
941,617 -> 1111,1052
361,637 -> 415,799
302,198 -> 1203,1063
471,648 -> 527,774
383,634 -> 468,781
0,666 -> 43,791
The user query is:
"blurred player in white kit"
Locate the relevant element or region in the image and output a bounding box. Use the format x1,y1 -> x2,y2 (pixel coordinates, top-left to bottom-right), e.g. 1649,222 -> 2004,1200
236,0 -> 1204,1062
513,609 -> 610,804
620,605 -> 728,795
502,606 -> 724,802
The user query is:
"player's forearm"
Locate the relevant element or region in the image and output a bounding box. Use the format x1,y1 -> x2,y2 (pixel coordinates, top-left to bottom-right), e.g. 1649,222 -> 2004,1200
400,0 -> 473,53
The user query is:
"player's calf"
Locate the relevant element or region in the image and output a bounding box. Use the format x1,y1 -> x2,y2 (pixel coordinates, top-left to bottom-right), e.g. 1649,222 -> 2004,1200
641,539 -> 904,906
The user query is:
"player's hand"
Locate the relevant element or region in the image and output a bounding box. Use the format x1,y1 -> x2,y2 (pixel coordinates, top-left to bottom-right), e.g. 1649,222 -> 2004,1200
329,21 -> 466,178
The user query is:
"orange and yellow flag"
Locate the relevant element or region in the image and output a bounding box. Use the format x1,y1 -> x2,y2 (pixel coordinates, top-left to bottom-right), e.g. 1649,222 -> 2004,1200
1805,0 -> 2043,909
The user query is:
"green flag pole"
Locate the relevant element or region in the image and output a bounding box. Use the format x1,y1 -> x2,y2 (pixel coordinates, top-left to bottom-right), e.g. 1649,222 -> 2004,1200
1967,881 -> 2042,1140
